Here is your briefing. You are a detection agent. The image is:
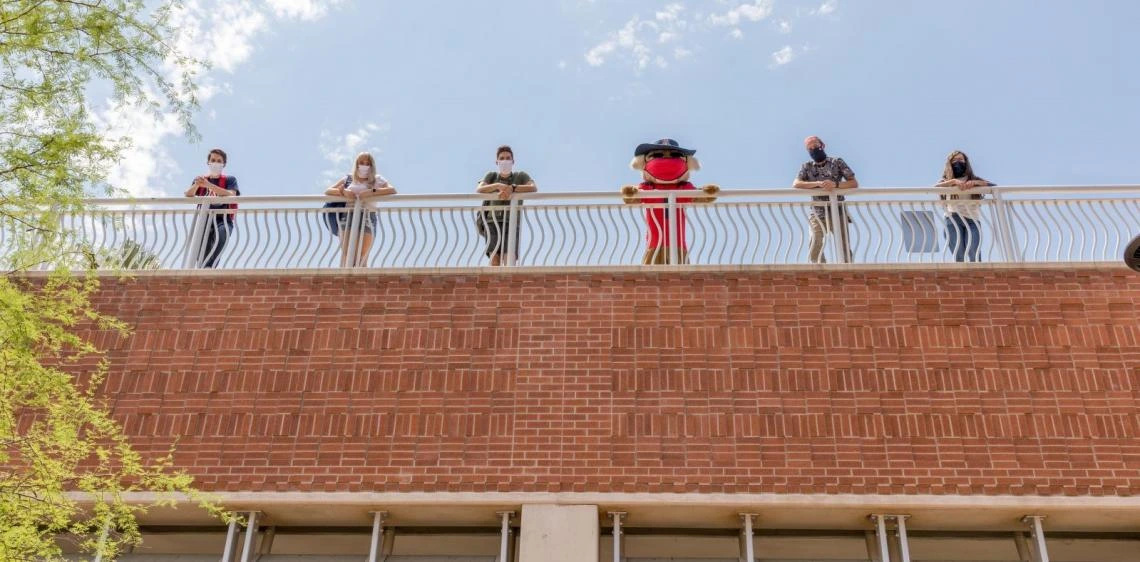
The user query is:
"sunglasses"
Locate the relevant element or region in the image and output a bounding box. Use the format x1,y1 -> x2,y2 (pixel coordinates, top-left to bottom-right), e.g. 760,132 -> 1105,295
647,151 -> 685,159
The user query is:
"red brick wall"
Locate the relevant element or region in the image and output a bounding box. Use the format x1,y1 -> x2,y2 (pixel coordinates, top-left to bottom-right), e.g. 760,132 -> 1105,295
79,269 -> 1140,496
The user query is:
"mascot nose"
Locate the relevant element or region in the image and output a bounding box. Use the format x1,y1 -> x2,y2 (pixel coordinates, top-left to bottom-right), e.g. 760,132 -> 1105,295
645,157 -> 688,182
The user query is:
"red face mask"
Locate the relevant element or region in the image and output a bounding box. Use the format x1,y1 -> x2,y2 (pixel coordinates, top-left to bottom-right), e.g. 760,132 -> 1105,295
645,157 -> 688,182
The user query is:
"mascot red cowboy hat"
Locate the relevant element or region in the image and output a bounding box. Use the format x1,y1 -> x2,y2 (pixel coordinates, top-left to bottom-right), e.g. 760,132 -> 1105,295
621,138 -> 719,265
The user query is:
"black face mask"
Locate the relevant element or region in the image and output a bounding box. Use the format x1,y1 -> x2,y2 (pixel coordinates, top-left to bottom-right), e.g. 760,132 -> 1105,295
951,161 -> 968,178
809,147 -> 827,163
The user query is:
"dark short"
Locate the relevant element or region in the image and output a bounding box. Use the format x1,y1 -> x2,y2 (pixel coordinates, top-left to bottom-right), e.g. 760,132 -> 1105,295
480,215 -> 519,258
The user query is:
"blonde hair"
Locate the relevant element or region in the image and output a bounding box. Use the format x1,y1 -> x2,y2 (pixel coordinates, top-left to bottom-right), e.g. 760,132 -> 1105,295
351,152 -> 377,185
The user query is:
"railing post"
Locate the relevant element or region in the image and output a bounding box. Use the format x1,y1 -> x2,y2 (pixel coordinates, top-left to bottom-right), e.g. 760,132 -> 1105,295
182,202 -> 211,269
1022,516 -> 1050,562
368,511 -> 388,562
608,511 -> 626,562
239,511 -> 260,562
991,187 -> 1022,263
92,519 -> 111,562
343,198 -> 363,268
220,517 -> 240,562
871,514 -> 891,562
894,515 -> 911,562
738,513 -> 757,562
506,196 -> 520,267
828,191 -> 847,264
667,192 -> 680,265
497,511 -> 514,562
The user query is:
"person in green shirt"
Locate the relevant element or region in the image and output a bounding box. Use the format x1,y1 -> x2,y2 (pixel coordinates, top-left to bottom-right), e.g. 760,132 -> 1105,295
475,145 -> 537,266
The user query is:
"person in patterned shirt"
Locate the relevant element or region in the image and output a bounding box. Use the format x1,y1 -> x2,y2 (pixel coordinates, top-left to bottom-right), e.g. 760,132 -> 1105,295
792,136 -> 859,263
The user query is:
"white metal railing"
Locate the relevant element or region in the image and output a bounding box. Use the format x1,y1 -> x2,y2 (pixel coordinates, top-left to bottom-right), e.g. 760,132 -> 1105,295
3,186 -> 1137,271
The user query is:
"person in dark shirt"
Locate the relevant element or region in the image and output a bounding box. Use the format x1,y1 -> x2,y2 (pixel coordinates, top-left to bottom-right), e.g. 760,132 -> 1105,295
184,148 -> 240,268
475,145 -> 537,266
792,136 -> 859,263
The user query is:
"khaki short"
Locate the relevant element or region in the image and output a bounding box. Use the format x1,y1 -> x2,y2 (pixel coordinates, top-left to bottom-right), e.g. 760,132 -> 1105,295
641,247 -> 689,265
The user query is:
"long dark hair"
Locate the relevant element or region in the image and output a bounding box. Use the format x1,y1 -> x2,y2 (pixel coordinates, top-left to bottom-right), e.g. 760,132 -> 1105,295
940,150 -> 988,200
941,150 -> 979,181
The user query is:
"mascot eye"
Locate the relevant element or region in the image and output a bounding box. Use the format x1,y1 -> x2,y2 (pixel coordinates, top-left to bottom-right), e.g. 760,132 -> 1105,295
649,151 -> 683,159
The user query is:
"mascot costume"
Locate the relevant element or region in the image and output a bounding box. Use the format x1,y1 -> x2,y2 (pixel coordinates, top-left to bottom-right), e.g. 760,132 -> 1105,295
621,138 -> 719,265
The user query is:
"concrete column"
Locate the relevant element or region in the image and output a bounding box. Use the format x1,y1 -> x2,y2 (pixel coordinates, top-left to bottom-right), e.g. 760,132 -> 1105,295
519,504 -> 599,562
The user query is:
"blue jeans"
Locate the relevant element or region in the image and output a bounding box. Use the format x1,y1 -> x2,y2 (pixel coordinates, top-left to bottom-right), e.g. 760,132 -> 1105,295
198,216 -> 234,268
945,214 -> 980,263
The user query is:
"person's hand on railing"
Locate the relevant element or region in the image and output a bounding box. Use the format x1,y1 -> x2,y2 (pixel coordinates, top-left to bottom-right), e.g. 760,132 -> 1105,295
495,183 -> 513,201
696,184 -> 721,203
190,176 -> 231,197
817,180 -> 838,191
620,185 -> 641,205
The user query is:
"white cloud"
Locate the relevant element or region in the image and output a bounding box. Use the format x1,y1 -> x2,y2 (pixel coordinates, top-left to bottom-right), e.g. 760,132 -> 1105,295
707,0 -> 774,27
776,19 -> 792,33
585,16 -> 656,70
93,0 -> 343,197
266,0 -> 344,21
91,99 -> 184,199
319,122 -> 389,180
585,1 -> 781,70
770,45 -> 795,66
812,0 -> 838,16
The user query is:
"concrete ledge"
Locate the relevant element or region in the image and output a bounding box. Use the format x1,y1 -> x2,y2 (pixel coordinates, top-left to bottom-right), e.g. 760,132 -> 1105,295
78,491 -> 1140,533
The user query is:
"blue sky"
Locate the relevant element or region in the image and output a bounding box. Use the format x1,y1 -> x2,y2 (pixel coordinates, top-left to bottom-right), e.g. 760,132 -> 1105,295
106,0 -> 1140,198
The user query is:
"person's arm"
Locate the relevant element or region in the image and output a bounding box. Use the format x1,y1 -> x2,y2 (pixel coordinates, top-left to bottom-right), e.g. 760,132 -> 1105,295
184,179 -> 202,197
792,178 -> 824,190
935,179 -> 960,188
837,159 -> 858,189
691,184 -> 720,203
512,182 -> 537,194
476,173 -> 504,193
363,183 -> 397,197
792,164 -> 827,190
323,177 -> 348,197
965,178 -> 994,188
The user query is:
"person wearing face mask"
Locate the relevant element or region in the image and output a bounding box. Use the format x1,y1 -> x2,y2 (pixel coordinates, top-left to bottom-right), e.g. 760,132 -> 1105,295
184,148 -> 240,268
792,136 -> 859,264
323,152 -> 397,267
621,138 -> 720,265
935,150 -> 994,263
475,145 -> 537,266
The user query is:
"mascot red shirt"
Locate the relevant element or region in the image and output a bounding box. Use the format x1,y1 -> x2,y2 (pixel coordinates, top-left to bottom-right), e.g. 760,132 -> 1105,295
621,138 -> 719,265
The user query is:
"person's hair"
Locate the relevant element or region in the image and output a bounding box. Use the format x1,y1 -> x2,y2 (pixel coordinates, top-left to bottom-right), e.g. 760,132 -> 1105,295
352,152 -> 377,184
496,145 -> 514,160
207,148 -> 227,164
941,150 -> 979,181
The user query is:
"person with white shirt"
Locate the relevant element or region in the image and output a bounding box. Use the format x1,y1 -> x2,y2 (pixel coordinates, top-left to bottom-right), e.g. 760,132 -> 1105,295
324,152 -> 397,267
935,150 -> 995,263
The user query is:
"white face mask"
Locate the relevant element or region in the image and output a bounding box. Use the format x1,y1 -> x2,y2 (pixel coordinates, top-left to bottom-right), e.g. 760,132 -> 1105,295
208,162 -> 224,175
497,160 -> 514,175
356,165 -> 372,177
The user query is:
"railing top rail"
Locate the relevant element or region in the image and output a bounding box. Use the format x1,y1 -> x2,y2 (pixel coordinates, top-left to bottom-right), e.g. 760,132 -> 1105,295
80,184 -> 1140,207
